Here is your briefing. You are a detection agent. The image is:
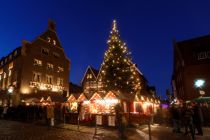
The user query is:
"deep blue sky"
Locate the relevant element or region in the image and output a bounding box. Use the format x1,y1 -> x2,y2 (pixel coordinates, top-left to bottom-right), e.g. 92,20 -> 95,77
1,0 -> 210,98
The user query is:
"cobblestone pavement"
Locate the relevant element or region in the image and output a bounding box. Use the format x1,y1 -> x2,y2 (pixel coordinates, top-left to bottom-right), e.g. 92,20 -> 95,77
138,124 -> 210,140
0,120 -> 93,140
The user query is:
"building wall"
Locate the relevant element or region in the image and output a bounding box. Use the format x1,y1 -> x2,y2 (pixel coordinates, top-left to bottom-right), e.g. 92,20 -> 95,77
172,35 -> 210,101
0,23 -> 70,106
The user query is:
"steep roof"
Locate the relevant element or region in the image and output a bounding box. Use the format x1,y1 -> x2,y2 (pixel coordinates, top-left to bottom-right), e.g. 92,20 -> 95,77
81,66 -> 99,84
69,82 -> 83,94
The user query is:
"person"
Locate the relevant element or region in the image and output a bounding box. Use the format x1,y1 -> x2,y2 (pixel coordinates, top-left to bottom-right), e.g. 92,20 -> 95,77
115,102 -> 127,140
46,103 -> 54,128
182,103 -> 195,140
170,104 -> 181,133
2,105 -> 8,119
192,101 -> 203,136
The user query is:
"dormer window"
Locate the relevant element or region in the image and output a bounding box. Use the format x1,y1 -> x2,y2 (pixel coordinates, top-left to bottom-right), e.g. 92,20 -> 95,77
41,48 -> 49,55
53,52 -> 60,58
14,50 -> 17,56
9,55 -> 12,60
47,37 -> 51,43
53,40 -> 56,45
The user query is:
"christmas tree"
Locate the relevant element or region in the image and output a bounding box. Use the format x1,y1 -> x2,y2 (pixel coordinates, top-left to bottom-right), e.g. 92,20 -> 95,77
98,20 -> 141,94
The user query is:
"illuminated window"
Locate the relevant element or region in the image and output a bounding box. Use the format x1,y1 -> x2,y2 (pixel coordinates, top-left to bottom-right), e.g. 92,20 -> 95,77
9,62 -> 13,69
8,69 -> 12,76
47,63 -> 54,70
47,37 -> 51,42
46,75 -> 53,84
53,40 -> 56,45
0,61 -> 3,66
33,72 -> 41,82
57,77 -> 63,86
0,74 -> 1,81
57,66 -> 64,72
34,59 -> 42,66
4,72 -> 6,79
89,74 -> 92,79
41,48 -> 49,55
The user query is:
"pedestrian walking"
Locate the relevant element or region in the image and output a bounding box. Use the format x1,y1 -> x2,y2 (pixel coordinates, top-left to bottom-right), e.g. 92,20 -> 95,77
182,103 -> 195,140
192,101 -> 203,136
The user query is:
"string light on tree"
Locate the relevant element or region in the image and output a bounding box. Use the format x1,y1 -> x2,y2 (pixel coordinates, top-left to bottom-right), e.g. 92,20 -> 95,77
98,20 -> 140,94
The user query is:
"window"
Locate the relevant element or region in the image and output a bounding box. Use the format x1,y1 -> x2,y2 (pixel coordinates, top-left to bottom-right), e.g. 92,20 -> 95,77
57,66 -> 64,72
9,62 -> 13,69
0,74 -> 2,81
53,52 -> 60,58
3,72 -> 6,79
87,74 -> 92,79
47,37 -> 51,43
34,59 -> 42,66
14,50 -> 17,56
198,52 -> 207,60
57,77 -> 63,86
8,69 -> 12,76
207,51 -> 210,58
9,55 -> 12,60
47,63 -> 54,70
41,48 -> 49,55
33,72 -> 41,82
46,75 -> 53,84
5,58 -> 7,63
1,61 -> 3,66
53,40 -> 56,45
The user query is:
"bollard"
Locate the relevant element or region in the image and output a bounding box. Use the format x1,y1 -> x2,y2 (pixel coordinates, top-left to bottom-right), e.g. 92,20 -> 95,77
148,118 -> 152,140
94,115 -> 97,135
63,114 -> 65,126
77,117 -> 80,131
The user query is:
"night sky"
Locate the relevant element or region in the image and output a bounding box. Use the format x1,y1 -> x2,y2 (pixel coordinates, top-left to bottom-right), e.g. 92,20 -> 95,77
1,0 -> 210,98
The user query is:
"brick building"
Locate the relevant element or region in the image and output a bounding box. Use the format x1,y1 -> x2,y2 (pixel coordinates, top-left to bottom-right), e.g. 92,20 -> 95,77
172,35 -> 210,101
0,21 -> 70,106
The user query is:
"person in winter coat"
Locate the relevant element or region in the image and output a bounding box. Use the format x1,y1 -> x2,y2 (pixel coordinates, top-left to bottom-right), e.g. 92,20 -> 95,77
191,101 -> 203,136
182,103 -> 195,140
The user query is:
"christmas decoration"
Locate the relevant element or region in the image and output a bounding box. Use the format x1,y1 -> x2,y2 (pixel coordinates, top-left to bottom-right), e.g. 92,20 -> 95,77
98,20 -> 141,94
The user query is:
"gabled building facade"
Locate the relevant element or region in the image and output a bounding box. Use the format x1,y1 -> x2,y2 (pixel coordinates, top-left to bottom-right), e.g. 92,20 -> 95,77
0,21 -> 70,106
81,66 -> 99,94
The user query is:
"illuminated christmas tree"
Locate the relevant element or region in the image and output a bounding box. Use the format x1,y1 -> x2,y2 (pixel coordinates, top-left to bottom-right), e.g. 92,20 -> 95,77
98,20 -> 141,94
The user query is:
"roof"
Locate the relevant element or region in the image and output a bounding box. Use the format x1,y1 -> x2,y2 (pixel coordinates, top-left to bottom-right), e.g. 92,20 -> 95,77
69,82 -> 83,94
21,91 -> 66,102
175,34 -> 210,56
0,47 -> 21,68
81,66 -> 99,84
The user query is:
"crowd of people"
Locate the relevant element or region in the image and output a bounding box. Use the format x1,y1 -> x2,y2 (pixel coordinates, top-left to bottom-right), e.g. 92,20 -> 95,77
170,101 -> 210,140
0,103 -> 57,127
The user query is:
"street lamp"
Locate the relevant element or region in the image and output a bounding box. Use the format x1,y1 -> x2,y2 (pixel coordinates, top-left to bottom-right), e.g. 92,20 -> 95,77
194,79 -> 205,97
